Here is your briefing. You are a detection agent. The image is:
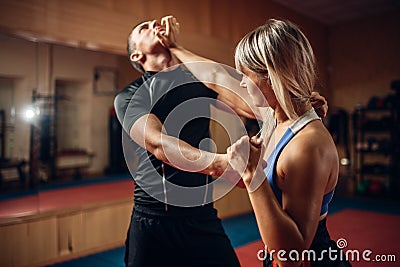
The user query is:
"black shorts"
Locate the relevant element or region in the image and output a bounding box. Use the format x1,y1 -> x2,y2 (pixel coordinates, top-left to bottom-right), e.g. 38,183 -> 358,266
263,218 -> 352,267
124,205 -> 241,267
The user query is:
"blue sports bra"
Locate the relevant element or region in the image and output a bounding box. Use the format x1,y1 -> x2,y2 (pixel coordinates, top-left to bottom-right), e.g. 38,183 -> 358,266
264,108 -> 334,216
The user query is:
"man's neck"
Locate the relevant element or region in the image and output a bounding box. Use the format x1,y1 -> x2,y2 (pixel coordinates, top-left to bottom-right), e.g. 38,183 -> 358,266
143,51 -> 179,72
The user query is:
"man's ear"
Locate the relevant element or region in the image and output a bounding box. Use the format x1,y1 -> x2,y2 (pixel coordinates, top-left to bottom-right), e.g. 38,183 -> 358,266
130,50 -> 143,62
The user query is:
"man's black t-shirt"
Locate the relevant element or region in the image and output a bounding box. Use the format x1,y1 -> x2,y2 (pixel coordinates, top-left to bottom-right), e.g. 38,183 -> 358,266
114,67 -> 218,210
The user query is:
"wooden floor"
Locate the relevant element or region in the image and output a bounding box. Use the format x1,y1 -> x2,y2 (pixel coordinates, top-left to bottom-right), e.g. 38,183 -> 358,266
1,178 -> 400,267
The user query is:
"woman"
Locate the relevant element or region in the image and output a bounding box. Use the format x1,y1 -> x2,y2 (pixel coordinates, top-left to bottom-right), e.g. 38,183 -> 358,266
226,19 -> 351,267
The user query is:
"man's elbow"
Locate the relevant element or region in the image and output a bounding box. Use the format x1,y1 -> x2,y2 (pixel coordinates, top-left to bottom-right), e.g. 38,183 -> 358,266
145,139 -> 168,163
152,146 -> 168,163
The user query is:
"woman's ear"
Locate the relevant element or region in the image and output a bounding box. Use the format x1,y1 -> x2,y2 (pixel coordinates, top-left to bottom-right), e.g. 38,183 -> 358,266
130,50 -> 143,62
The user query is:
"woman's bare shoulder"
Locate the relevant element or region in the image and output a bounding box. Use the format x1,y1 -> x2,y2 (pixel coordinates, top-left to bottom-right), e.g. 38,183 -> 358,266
279,121 -> 338,174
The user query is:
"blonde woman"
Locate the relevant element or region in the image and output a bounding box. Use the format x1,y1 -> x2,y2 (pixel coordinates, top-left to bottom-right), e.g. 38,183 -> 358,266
227,20 -> 351,267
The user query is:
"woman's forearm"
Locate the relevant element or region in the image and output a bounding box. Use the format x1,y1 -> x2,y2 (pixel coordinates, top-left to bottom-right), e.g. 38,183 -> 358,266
170,46 -> 258,119
170,45 -> 212,63
247,177 -> 309,267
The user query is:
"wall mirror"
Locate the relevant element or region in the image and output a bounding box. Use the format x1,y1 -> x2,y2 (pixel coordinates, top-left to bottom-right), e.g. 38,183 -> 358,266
0,32 -> 132,219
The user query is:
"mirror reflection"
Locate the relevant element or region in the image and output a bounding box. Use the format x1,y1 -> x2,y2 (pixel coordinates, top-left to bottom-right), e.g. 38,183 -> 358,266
0,33 -> 134,218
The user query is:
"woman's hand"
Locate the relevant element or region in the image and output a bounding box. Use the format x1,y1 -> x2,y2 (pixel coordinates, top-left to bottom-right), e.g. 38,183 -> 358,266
227,135 -> 266,191
156,15 -> 180,48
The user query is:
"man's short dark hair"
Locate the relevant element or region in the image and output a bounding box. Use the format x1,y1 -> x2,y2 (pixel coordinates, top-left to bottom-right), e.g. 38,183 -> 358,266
127,24 -> 145,74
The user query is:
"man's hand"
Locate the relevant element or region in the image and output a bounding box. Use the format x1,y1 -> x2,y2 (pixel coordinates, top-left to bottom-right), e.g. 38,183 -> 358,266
311,91 -> 328,119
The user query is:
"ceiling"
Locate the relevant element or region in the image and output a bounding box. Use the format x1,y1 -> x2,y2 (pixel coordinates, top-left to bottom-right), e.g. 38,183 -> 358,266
272,0 -> 400,25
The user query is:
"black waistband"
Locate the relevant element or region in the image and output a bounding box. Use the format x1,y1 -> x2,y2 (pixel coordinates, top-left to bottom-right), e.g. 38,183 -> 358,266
133,203 -> 217,218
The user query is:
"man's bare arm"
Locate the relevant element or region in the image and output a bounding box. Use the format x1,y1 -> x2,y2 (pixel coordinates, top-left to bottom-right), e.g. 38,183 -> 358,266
130,113 -> 228,176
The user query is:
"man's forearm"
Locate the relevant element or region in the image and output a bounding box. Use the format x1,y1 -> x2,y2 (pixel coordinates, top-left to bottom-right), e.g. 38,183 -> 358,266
154,133 -> 228,176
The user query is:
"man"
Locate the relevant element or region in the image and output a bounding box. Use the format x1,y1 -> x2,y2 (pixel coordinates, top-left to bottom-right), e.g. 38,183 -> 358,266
114,17 -> 328,267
